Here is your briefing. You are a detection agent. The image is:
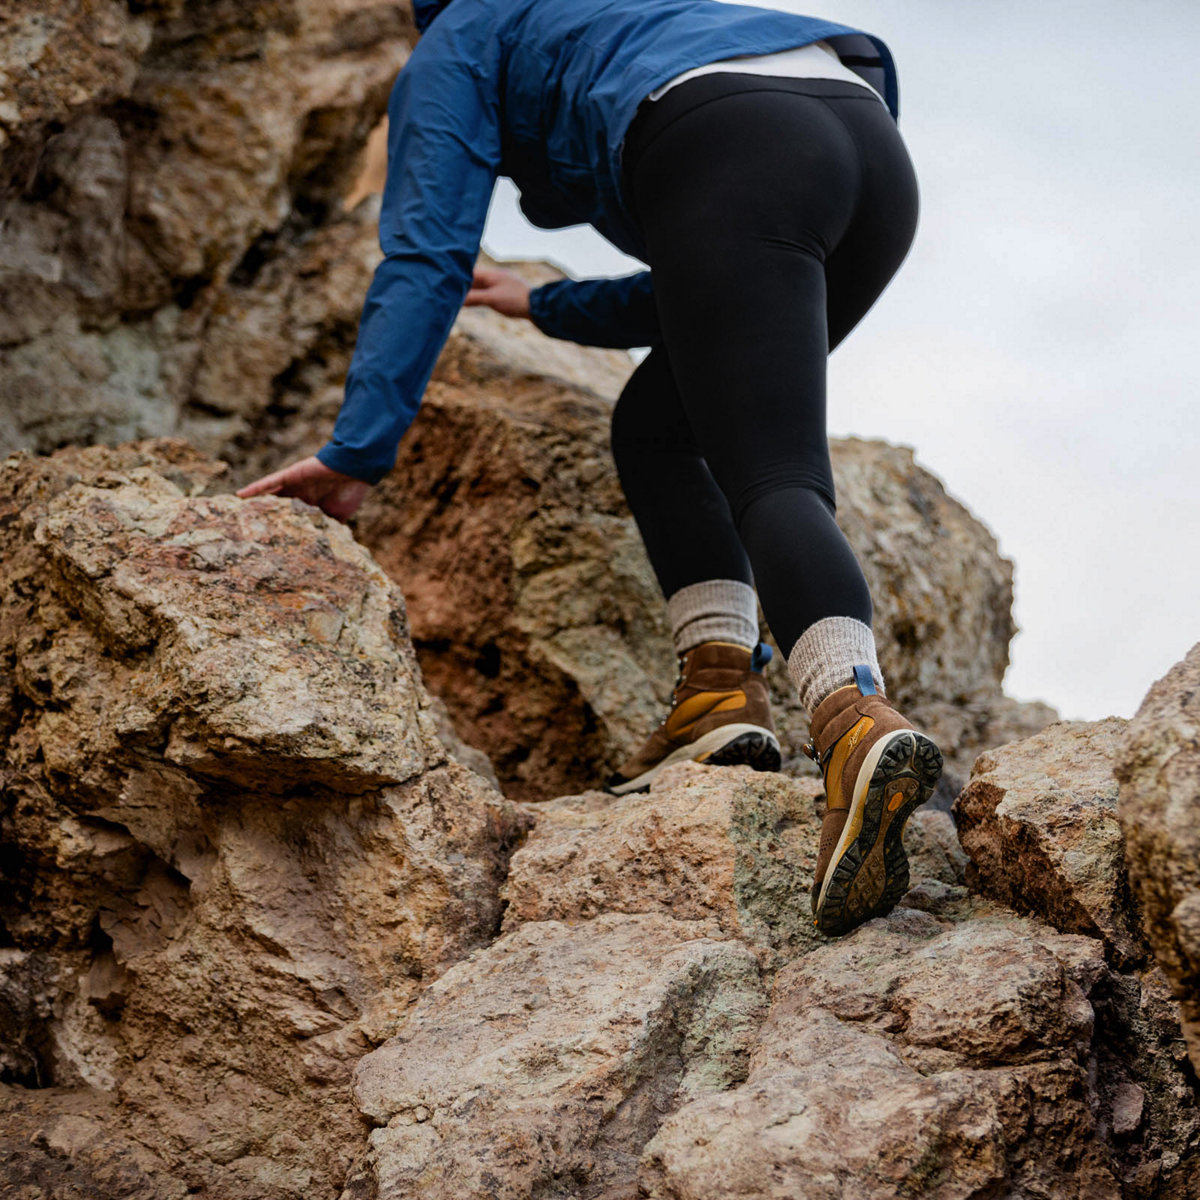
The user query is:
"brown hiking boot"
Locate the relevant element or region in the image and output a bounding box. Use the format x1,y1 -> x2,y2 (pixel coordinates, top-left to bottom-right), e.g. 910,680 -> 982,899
605,641 -> 781,795
805,666 -> 942,936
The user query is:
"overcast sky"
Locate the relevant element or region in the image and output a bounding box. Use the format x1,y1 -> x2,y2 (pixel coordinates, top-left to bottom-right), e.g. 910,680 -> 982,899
481,0 -> 1200,722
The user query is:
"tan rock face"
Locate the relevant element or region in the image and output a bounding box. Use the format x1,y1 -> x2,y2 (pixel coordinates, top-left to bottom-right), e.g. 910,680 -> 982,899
348,873 -> 1198,1199
21,471 -> 435,796
954,718 -> 1144,966
952,717 -> 1200,1190
0,0 -> 411,454
501,763 -> 825,962
351,331 -> 665,803
0,1 -> 1053,805
0,1084 -> 187,1200
345,751 -> 1197,1199
1,440 -> 1196,1197
0,441 -> 529,1198
0,3 -> 149,153
3,6 -> 1193,1193
641,910 -> 1120,1200
351,913 -> 767,1200
1117,642 -> 1200,1076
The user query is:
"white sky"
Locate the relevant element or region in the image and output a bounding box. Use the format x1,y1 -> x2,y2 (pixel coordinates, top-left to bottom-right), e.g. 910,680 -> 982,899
481,0 -> 1200,721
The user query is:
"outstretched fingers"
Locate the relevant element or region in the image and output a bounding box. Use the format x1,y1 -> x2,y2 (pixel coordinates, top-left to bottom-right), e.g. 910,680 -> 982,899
235,456 -> 372,522
235,473 -> 286,498
236,457 -> 321,499
464,265 -> 502,307
464,265 -> 532,318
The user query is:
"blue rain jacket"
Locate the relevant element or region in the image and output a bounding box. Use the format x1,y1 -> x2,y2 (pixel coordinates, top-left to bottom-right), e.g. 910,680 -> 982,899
318,0 -> 899,483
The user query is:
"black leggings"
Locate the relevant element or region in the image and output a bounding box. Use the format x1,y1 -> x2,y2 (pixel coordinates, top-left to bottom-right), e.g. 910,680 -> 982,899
613,75 -> 919,658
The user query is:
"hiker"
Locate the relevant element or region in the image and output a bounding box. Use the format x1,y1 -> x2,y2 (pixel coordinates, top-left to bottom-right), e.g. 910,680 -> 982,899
236,0 -> 942,936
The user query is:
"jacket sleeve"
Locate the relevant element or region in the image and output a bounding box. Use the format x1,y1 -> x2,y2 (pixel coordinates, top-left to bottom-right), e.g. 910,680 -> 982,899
315,43 -> 502,485
527,271 -> 660,349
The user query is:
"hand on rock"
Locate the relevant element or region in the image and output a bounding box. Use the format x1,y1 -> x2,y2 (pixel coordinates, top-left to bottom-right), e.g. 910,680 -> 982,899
464,265 -> 532,319
236,456 -> 372,523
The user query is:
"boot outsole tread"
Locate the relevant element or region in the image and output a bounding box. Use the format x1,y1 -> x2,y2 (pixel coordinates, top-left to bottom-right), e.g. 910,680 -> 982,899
705,730 -> 782,772
814,731 -> 943,938
605,729 -> 781,795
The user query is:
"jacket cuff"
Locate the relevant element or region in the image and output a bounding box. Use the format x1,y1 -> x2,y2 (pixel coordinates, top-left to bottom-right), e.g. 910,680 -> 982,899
315,443 -> 391,486
527,283 -> 557,337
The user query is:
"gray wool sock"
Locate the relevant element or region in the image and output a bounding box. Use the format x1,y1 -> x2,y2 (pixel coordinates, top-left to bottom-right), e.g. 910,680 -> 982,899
666,579 -> 759,654
787,616 -> 885,714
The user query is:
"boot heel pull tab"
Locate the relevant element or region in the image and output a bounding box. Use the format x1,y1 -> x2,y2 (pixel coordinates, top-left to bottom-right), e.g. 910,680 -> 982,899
751,641 -> 773,673
853,664 -> 877,695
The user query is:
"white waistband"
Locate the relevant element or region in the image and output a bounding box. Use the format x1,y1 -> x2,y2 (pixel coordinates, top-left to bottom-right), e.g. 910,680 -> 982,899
646,40 -> 884,104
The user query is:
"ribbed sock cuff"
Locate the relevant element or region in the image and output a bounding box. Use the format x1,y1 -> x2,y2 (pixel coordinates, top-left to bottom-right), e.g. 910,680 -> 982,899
786,616 -> 885,714
666,579 -> 759,654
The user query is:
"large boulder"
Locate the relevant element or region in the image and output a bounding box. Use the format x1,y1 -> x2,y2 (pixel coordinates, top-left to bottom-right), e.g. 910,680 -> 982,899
0,441 -> 530,1198
641,911 -> 1118,1200
1117,643 -> 1200,1077
0,440 -> 1195,1198
346,746 -> 1198,1198
348,871 -> 1198,1198
953,717 -> 1200,1192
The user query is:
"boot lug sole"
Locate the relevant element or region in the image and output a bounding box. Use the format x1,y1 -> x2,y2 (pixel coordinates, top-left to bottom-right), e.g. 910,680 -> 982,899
605,724 -> 781,796
813,730 -> 943,936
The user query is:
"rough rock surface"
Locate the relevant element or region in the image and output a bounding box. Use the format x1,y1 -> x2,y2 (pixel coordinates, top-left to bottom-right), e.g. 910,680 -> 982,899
1117,643 -> 1200,1076
501,763 -> 825,963
955,718 -> 1144,966
351,913 -> 767,1200
954,717 -> 1200,1193
349,871 -> 1197,1199
641,911 -> 1119,1200
345,718 -> 1195,1200
0,441 -> 530,1198
0,0 -> 1056,804
0,440 -> 1195,1199
0,0 -> 412,457
5,4 -> 1196,1195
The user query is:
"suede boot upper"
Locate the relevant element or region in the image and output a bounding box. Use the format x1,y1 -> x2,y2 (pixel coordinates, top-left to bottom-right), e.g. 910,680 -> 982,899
807,682 -> 915,897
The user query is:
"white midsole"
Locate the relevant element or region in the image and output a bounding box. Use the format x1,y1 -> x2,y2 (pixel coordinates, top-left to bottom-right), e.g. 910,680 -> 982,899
608,724 -> 780,796
815,729 -> 915,915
